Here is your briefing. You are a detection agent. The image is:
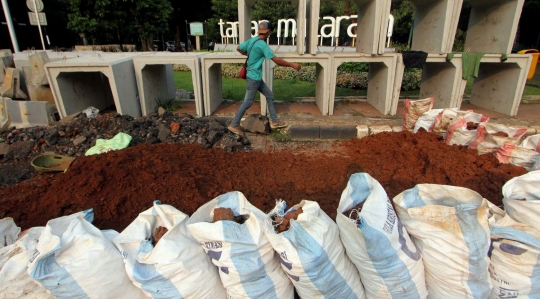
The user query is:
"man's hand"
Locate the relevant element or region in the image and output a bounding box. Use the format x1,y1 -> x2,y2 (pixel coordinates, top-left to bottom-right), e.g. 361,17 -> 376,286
291,63 -> 301,71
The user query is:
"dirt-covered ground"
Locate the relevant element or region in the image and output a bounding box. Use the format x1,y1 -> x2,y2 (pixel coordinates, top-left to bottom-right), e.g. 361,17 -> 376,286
0,112 -> 527,231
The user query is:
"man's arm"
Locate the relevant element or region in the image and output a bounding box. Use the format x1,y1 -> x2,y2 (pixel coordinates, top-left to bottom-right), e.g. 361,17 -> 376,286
237,47 -> 247,56
271,56 -> 301,71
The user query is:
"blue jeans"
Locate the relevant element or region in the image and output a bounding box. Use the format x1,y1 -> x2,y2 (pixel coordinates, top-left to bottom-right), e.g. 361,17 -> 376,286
231,78 -> 279,127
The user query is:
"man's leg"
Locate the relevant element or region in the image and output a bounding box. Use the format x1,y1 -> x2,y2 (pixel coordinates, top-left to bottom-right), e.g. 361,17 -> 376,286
230,79 -> 260,127
259,80 -> 279,123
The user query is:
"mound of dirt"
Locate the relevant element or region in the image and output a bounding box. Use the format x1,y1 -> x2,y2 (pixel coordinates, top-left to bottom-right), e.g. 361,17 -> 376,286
0,130 -> 526,232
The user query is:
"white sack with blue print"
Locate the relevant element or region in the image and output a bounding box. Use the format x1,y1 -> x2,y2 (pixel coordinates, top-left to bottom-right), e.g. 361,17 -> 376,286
486,203 -> 540,299
502,170 -> 540,232
113,201 -> 226,299
27,209 -> 148,299
337,173 -> 427,299
187,191 -> 294,299
393,184 -> 492,299
265,200 -> 366,299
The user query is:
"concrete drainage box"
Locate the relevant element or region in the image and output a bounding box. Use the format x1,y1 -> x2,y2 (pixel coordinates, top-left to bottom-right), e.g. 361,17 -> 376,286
328,53 -> 404,116
420,54 -> 467,110
4,98 -> 56,128
44,53 -> 141,119
265,52 -> 332,115
133,53 -> 207,117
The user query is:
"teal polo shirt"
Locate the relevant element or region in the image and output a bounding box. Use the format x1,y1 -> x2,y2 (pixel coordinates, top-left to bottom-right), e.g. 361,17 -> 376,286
239,37 -> 275,81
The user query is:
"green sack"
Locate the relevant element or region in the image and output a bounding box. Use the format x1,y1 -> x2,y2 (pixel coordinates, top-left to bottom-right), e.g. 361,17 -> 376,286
85,132 -> 132,156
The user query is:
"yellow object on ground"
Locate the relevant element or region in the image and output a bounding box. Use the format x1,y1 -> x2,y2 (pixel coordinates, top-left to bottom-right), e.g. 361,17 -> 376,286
518,49 -> 539,80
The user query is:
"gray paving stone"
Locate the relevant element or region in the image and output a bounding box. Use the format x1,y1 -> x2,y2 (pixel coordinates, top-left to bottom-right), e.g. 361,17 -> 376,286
288,125 -> 320,140
320,126 -> 357,140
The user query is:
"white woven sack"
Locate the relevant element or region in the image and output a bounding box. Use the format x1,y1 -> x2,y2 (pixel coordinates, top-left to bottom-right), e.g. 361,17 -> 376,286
113,200 -> 226,298
0,217 -> 20,248
393,184 -> 492,299
496,144 -> 540,171
265,200 -> 366,299
469,122 -> 527,155
413,109 -> 443,133
27,209 -> 147,299
0,227 -> 53,299
337,173 -> 426,299
187,191 -> 294,299
502,171 -> 540,232
487,204 -> 540,299
520,134 -> 540,152
445,112 -> 490,146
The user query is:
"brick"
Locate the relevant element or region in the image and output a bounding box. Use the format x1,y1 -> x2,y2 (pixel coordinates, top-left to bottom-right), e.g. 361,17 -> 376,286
356,125 -> 369,139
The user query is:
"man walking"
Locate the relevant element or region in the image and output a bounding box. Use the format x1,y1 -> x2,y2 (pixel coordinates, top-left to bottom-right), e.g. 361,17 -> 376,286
228,21 -> 301,135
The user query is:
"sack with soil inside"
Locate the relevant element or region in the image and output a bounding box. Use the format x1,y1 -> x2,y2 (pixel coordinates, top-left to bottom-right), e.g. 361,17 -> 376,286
402,97 -> 434,132
265,200 -> 366,299
187,191 -> 294,299
337,173 -> 427,299
445,111 -> 489,146
469,122 -> 527,155
502,171 -> 540,232
393,184 -> 491,298
113,201 -> 226,298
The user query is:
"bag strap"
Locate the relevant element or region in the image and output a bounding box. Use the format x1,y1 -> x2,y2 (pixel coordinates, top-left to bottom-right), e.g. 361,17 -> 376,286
244,39 -> 262,67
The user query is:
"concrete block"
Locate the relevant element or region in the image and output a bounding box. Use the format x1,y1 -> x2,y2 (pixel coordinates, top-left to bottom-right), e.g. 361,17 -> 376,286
240,114 -> 270,134
5,98 -> 55,128
22,66 -> 55,105
319,125 -> 357,139
0,68 -> 28,100
410,0 -> 463,54
329,53 -> 403,116
133,53 -> 206,117
265,53 -> 332,115
391,126 -> 402,132
465,0 -> 524,54
288,125 -> 320,139
44,53 -> 142,119
356,125 -> 369,138
0,55 -> 15,85
420,53 -> 467,110
0,97 -> 10,131
369,125 -> 392,135
468,54 -> 532,116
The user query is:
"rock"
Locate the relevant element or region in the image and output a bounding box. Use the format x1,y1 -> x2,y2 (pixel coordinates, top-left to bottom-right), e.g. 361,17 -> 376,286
0,143 -> 9,156
5,140 -> 34,161
73,136 -> 87,146
157,125 -> 171,142
44,131 -> 59,146
171,122 -> 180,133
158,107 -> 166,117
207,131 -> 220,144
240,114 -> 270,134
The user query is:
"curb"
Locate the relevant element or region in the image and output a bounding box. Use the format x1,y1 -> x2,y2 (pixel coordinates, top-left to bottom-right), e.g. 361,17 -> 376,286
286,124 -> 538,140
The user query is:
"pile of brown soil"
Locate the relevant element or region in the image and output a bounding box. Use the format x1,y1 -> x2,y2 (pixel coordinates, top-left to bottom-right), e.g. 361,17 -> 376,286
0,130 -> 526,232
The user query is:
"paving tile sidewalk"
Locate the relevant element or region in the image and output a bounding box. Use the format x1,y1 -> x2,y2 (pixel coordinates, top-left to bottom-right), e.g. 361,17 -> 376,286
175,99 -> 540,140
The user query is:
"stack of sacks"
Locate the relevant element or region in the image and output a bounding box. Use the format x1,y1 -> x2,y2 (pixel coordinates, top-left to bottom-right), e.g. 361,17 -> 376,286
403,97 -> 435,132
113,200 -> 226,298
265,200 -> 366,299
468,122 -> 527,155
27,209 -> 148,299
496,135 -> 540,171
336,173 -> 427,299
393,184 -> 492,298
0,217 -> 19,248
187,191 -> 294,299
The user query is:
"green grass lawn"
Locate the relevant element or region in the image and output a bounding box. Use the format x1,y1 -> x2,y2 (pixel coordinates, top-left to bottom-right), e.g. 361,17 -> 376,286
174,71 -> 540,102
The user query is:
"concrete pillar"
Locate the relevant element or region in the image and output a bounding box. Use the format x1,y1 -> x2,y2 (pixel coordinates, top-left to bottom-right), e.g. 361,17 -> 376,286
469,54 -> 532,116
465,0 -> 524,54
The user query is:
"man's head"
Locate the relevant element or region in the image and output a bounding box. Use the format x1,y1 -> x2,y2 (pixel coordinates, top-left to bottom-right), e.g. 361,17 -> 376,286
258,21 -> 272,37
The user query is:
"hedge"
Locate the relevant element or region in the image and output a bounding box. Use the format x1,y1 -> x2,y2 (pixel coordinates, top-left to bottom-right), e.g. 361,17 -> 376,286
173,63 -> 422,91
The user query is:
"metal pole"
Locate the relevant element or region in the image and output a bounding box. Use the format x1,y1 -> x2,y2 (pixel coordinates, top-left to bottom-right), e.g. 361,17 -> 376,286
33,0 -> 46,50
1,0 -> 20,52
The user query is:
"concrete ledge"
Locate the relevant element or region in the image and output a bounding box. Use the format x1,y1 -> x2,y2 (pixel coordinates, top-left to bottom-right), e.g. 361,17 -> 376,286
369,125 -> 393,135
357,125 -> 369,138
319,126 -> 357,140
288,125 -> 320,140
